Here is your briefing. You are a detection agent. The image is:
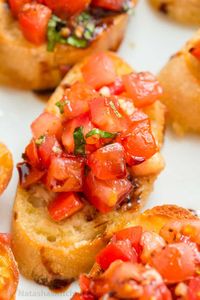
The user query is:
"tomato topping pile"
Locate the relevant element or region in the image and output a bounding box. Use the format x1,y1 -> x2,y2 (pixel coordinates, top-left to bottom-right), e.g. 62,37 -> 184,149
18,53 -> 162,221
72,219 -> 200,300
0,234 -> 19,300
8,0 -> 135,48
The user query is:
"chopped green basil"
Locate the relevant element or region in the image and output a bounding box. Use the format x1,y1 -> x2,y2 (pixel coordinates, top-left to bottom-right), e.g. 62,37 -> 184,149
73,127 -> 86,155
66,36 -> 88,48
86,128 -> 117,139
55,101 -> 65,114
77,12 -> 92,23
109,101 -> 122,118
35,135 -> 46,146
84,22 -> 95,40
47,15 -> 67,52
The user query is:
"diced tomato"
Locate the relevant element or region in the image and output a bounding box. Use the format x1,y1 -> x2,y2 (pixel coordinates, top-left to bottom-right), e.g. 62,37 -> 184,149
142,283 -> 172,300
140,231 -> 166,264
87,143 -> 126,180
31,112 -> 62,140
8,0 -> 30,17
62,82 -> 97,120
62,113 -> 93,154
119,119 -> 157,165
79,274 -> 91,293
0,242 -> 19,300
48,192 -> 84,222
188,277 -> 200,300
112,226 -> 143,254
151,243 -> 196,283
82,53 -> 116,89
17,162 -> 45,188
92,0 -> 126,11
41,0 -> 90,17
129,109 -> 149,123
37,135 -> 61,168
123,72 -> 163,108
90,97 -> 129,133
96,240 -> 138,270
25,139 -> 39,168
0,234 -> 11,247
190,44 -> 200,61
83,171 -> 132,213
106,78 -> 125,95
71,293 -> 94,300
46,156 -> 84,192
19,3 -> 52,45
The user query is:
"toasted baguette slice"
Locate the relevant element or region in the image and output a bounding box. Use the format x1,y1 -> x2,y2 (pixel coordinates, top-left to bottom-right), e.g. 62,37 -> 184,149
149,0 -> 200,25
0,0 -> 132,91
12,52 -> 166,288
90,204 -> 197,277
0,237 -> 19,300
0,143 -> 13,196
159,30 -> 200,134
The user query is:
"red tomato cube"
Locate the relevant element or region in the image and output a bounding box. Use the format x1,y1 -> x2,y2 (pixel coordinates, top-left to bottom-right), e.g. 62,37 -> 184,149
119,119 -> 157,165
25,139 -> 39,168
188,277 -> 200,300
19,3 -> 52,45
31,112 -> 62,140
8,0 -> 30,16
90,97 -> 129,133
46,156 -> 84,192
87,143 -> 126,180
96,240 -> 138,270
123,72 -> 163,108
82,53 -> 116,89
42,0 -> 90,17
63,82 -> 97,120
92,0 -> 125,11
83,171 -> 132,212
48,192 -> 84,222
151,243 -> 196,283
37,135 -> 61,168
62,113 -> 93,154
112,226 -> 143,253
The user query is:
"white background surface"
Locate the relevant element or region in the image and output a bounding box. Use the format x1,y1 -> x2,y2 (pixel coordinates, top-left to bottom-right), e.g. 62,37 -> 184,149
0,0 -> 199,298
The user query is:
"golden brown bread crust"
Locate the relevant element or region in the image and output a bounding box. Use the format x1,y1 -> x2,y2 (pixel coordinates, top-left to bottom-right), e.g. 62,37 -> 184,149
0,0 -> 130,90
159,30 -> 200,134
149,0 -> 200,25
12,52 -> 166,287
0,142 -> 13,196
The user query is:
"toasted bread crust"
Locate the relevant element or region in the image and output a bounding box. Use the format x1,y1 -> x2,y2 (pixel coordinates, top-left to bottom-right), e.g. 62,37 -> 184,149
149,0 -> 200,25
0,0 -> 130,90
12,52 -> 166,287
0,143 -> 13,196
159,30 -> 200,134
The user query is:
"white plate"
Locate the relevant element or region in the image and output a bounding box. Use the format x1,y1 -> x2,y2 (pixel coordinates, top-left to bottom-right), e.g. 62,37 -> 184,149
0,0 -> 200,299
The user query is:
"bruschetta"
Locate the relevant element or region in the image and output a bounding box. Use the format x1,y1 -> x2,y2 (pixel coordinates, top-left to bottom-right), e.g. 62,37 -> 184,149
0,234 -> 19,300
149,0 -> 200,25
0,0 -> 137,90
0,143 -> 13,196
72,205 -> 200,300
159,30 -> 200,134
12,52 -> 166,288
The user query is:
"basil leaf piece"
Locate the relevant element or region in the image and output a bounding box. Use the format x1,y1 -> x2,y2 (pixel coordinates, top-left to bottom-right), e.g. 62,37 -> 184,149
35,135 -> 46,146
47,15 -> 66,52
66,36 -> 88,48
74,127 -> 86,155
55,101 -> 65,114
86,128 -> 117,139
109,101 -> 122,118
